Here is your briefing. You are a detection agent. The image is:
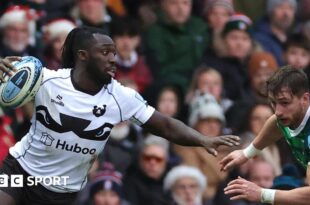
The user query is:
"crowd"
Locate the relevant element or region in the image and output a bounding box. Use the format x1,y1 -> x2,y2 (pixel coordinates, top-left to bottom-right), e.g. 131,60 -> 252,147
0,0 -> 309,205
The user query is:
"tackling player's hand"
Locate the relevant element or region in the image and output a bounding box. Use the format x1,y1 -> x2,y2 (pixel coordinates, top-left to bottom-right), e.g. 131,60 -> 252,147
219,149 -> 248,171
224,176 -> 262,202
204,135 -> 240,157
0,56 -> 21,82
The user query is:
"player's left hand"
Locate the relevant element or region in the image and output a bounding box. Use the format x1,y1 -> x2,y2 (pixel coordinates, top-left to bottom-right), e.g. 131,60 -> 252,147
224,176 -> 262,202
204,135 -> 240,156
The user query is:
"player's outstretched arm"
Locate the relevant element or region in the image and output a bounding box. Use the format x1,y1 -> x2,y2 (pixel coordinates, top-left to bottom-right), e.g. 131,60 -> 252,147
224,176 -> 310,205
142,111 -> 240,156
219,114 -> 282,171
0,56 -> 20,81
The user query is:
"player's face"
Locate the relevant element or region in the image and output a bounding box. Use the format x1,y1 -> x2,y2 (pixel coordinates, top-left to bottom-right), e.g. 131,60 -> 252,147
268,87 -> 309,129
87,34 -> 117,85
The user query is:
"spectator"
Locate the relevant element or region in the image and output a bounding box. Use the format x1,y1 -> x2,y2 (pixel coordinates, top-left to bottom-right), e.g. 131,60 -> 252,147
247,158 -> 275,189
233,0 -> 267,22
283,33 -> 310,70
156,84 -> 184,119
155,84 -> 184,168
71,0 -> 112,34
0,5 -> 40,141
123,135 -> 169,205
272,164 -> 304,190
240,103 -> 281,175
0,5 -> 39,57
89,168 -> 130,205
174,94 -> 228,201
42,18 -> 76,70
100,120 -> 144,174
203,13 -> 253,102
203,0 -> 234,56
111,17 -> 152,93
164,165 -> 207,205
253,0 -> 297,66
186,66 -> 233,113
144,0 -> 208,91
248,52 -> 278,104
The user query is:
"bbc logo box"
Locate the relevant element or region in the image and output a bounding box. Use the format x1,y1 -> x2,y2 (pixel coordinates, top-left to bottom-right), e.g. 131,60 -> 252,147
0,175 -> 23,187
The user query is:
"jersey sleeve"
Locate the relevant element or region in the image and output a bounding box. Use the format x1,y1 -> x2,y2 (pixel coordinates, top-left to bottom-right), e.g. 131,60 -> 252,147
112,81 -> 155,125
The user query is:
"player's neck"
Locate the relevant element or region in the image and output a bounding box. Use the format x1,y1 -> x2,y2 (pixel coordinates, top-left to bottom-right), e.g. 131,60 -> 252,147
72,68 -> 103,94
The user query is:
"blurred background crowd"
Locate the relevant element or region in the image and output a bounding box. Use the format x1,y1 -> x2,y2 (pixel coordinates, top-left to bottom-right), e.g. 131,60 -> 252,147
0,0 -> 310,204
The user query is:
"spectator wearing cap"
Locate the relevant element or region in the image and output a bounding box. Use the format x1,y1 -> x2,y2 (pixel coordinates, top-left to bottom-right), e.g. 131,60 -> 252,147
0,5 -> 39,58
248,52 -> 278,104
203,13 -> 253,103
272,164 -> 304,190
144,0 -> 209,92
123,135 -> 170,205
253,0 -> 297,66
174,94 -> 229,201
42,18 -> 76,70
164,165 -> 207,205
203,0 -> 234,56
89,168 -> 130,205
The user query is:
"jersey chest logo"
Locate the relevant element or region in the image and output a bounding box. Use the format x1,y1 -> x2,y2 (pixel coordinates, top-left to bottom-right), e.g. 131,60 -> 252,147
92,105 -> 107,117
36,105 -> 113,141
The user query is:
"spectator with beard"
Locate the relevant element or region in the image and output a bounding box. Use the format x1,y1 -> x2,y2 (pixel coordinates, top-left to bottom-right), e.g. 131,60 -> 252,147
164,165 -> 207,205
0,5 -> 39,58
253,0 -> 297,66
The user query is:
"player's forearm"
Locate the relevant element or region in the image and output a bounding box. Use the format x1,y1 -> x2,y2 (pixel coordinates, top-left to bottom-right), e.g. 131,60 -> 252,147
161,117 -> 207,147
252,115 -> 282,150
274,187 -> 310,205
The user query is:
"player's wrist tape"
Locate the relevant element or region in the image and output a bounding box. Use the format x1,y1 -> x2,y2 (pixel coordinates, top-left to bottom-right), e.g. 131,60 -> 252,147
261,188 -> 276,204
242,143 -> 261,159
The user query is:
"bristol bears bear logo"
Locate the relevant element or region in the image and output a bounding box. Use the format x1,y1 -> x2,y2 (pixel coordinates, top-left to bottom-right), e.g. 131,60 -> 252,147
92,105 -> 107,117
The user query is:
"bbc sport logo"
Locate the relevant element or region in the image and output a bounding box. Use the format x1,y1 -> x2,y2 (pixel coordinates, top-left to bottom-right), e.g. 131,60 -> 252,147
0,174 -> 69,187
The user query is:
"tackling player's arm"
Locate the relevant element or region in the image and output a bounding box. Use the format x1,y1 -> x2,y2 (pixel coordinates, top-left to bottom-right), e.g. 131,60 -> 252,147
142,111 -> 240,157
224,166 -> 310,205
220,114 -> 282,171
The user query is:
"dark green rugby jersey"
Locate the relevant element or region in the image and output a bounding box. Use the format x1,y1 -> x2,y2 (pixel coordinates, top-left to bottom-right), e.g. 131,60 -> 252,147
277,109 -> 310,169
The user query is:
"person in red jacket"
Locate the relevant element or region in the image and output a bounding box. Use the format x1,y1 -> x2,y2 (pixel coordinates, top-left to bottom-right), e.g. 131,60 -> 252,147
111,17 -> 152,93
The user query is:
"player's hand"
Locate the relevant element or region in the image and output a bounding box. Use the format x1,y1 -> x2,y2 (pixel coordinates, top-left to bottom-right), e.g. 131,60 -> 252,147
204,135 -> 240,157
0,56 -> 21,82
219,149 -> 248,171
224,176 -> 262,202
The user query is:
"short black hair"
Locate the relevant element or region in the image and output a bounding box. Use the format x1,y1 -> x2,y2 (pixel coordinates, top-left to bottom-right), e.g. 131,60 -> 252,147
266,65 -> 309,97
61,27 -> 106,68
110,17 -> 141,38
284,33 -> 310,52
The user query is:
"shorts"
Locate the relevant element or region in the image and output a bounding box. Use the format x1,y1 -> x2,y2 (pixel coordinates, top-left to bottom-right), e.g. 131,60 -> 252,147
0,154 -> 78,205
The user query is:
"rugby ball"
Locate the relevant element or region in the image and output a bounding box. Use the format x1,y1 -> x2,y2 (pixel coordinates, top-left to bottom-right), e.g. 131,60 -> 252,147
0,56 -> 44,108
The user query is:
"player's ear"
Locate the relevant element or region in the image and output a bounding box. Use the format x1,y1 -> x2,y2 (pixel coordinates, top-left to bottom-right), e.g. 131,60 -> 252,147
77,50 -> 89,61
302,92 -> 310,104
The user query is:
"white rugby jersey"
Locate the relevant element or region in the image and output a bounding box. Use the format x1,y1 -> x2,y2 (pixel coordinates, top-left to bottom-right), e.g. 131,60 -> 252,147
9,68 -> 155,193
